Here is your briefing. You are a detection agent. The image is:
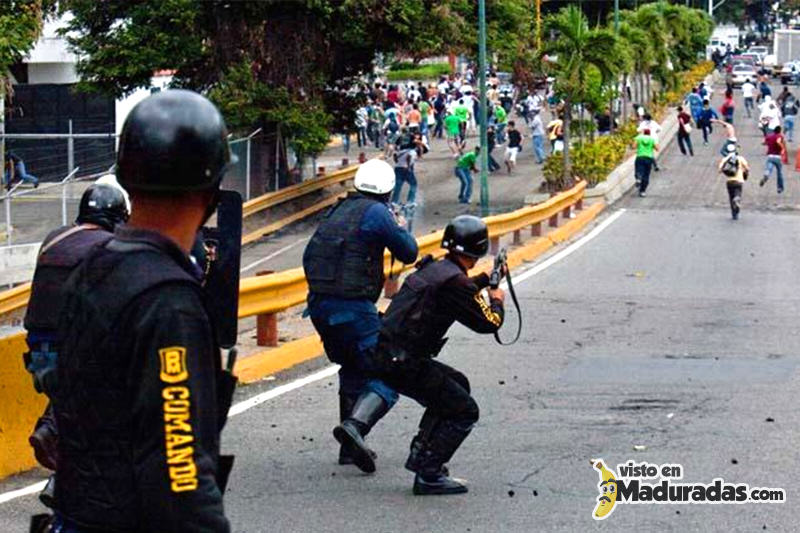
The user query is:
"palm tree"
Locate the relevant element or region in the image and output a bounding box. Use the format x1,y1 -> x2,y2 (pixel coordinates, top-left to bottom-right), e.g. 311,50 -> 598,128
544,5 -> 619,188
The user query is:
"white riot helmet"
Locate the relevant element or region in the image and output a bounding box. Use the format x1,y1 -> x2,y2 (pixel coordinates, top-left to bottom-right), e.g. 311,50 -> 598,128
354,159 -> 395,196
95,174 -> 132,214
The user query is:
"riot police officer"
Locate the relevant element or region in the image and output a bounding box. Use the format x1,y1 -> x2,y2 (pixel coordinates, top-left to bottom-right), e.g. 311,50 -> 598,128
51,90 -> 234,532
24,179 -> 129,476
303,159 -> 418,471
335,215 -> 505,494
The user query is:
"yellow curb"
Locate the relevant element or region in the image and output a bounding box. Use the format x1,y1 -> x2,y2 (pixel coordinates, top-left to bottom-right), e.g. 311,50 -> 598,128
234,201 -> 606,385
0,332 -> 47,479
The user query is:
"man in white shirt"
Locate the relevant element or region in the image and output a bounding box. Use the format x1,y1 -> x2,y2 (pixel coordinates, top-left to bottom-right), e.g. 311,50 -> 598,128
407,84 -> 422,103
742,78 -> 756,118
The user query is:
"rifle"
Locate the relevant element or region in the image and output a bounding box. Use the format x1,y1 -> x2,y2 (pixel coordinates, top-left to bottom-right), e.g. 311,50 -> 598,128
488,247 -> 522,345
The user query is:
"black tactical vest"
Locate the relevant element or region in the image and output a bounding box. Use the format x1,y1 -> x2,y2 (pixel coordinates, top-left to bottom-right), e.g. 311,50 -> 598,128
24,225 -> 112,334
380,256 -> 463,358
52,238 -> 211,531
303,193 -> 385,302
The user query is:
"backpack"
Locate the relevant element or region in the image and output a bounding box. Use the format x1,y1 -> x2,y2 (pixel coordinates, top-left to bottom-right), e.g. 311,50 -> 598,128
721,155 -> 739,177
388,116 -> 399,133
782,95 -> 796,116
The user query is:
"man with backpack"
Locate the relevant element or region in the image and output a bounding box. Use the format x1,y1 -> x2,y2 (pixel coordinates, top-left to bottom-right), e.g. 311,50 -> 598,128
780,90 -> 798,143
719,144 -> 750,220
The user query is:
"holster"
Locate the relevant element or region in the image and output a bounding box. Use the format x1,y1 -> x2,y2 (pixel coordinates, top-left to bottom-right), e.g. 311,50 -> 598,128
216,368 -> 237,432
216,454 -> 235,494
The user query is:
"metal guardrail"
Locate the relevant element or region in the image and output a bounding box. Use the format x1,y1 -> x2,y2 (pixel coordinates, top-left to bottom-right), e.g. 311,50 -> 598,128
242,164 -> 359,219
0,180 -> 587,323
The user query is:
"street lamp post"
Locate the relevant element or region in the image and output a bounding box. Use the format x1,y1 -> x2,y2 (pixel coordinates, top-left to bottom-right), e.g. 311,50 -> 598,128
478,0 -> 490,216
614,0 -> 619,33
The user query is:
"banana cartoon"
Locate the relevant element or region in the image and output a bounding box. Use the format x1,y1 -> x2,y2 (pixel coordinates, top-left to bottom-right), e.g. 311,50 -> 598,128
591,459 -> 618,520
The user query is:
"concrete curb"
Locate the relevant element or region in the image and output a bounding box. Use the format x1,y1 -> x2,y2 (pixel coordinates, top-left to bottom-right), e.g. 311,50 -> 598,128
234,201 -> 606,385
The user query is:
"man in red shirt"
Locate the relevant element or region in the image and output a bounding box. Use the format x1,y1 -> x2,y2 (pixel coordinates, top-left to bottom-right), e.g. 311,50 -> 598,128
760,125 -> 786,193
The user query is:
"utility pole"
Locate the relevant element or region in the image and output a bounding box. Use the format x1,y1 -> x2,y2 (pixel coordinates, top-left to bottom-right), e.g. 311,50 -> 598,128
614,0 -> 620,33
478,0 -> 490,217
536,0 -> 542,50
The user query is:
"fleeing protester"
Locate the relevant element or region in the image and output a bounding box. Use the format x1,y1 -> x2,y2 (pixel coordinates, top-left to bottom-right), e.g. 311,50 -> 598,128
698,100 -> 718,146
504,121 -> 523,174
355,105 -> 369,148
486,126 -> 502,172
637,114 -> 662,171
676,106 -> 694,157
686,87 -> 704,125
780,90 -> 798,142
433,93 -> 446,139
633,128 -> 658,197
758,77 -> 772,103
529,110 -> 546,164
444,111 -> 464,158
4,151 -> 39,189
712,118 -> 739,156
454,146 -> 480,204
759,97 -> 781,137
760,125 -> 786,193
719,89 -> 735,125
392,142 -> 418,205
718,144 -> 749,220
742,78 -> 756,118
454,99 -> 470,146
494,104 -> 508,144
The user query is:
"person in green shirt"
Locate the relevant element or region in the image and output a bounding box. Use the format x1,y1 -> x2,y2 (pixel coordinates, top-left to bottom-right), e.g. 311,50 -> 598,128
419,100 -> 431,137
494,105 -> 508,144
633,129 -> 659,197
454,146 -> 480,204
444,111 -> 464,158
454,99 -> 470,145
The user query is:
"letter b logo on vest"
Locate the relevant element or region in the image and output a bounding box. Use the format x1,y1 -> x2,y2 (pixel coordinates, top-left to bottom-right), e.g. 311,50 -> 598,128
159,347 -> 189,383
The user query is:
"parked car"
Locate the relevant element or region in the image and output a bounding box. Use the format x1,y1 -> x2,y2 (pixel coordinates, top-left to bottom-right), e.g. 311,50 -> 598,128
747,46 -> 769,62
763,53 -> 779,76
731,63 -> 758,86
781,61 -> 799,84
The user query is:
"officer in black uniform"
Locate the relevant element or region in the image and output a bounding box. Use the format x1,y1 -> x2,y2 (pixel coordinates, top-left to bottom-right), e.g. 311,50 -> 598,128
335,215 -> 505,494
25,181 -> 130,471
51,90 -> 234,532
303,159 -> 418,471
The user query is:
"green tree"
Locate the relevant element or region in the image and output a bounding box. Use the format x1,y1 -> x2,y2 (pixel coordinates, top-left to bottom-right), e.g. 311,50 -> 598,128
543,5 -> 620,188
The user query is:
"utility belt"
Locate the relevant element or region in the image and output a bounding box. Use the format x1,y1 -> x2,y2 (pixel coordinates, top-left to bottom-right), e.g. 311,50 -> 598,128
23,341 -> 59,395
376,335 -> 449,367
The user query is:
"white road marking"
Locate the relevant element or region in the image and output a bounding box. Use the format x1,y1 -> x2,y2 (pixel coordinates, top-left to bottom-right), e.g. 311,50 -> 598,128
0,208 -> 625,505
0,480 -> 47,505
227,365 -> 340,417
240,237 -> 310,273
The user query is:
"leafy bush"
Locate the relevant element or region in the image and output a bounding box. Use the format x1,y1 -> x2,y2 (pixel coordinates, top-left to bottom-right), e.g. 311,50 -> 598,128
387,62 -> 451,82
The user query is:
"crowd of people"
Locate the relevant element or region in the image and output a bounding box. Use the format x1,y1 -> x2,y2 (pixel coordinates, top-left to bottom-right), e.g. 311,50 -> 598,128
342,73 -> 567,205
631,67 -> 797,219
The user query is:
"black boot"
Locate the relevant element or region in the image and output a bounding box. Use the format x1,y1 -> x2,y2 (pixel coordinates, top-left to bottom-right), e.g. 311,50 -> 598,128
333,392 -> 388,473
337,395 -> 379,465
29,405 -> 58,471
406,420 -> 472,495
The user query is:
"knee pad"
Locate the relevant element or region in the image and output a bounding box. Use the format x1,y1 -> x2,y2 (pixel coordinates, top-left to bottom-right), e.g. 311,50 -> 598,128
450,370 -> 471,393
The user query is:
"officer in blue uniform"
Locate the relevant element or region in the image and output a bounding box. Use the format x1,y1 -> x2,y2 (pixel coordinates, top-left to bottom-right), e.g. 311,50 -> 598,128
24,179 -> 130,472
303,159 -> 418,471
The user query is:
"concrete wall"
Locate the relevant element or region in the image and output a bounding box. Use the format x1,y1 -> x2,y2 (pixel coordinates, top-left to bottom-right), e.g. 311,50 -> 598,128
27,62 -> 78,85
0,244 -> 40,287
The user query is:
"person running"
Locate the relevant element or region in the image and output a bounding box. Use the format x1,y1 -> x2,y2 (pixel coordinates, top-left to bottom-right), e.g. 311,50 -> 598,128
741,78 -> 756,118
529,109 -> 546,164
494,104 -> 508,144
718,144 -> 749,220
759,98 -> 781,137
712,118 -> 738,156
454,146 -> 479,204
719,89 -> 735,125
780,90 -> 797,143
633,128 -> 658,197
4,151 -> 39,189
486,126 -> 501,172
698,100 -> 718,146
637,113 -> 662,171
453,99 -> 470,146
686,87 -> 704,125
760,125 -> 786,193
444,110 -> 463,158
504,121 -> 523,174
676,106 -> 694,157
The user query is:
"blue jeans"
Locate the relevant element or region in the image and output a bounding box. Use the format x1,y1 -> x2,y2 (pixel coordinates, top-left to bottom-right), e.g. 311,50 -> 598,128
784,115 -> 795,142
764,155 -> 784,192
744,97 -> 754,117
4,161 -> 38,187
307,295 -> 398,406
532,135 -> 546,163
391,167 -> 417,204
496,122 -> 507,144
454,166 -> 473,202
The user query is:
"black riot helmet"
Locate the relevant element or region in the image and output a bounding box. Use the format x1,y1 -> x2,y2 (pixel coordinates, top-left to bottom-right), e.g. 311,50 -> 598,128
441,215 -> 489,258
76,183 -> 130,231
117,89 -> 233,193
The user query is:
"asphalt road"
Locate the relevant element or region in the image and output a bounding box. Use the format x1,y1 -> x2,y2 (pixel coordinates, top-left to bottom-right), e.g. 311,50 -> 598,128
2,79 -> 800,531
